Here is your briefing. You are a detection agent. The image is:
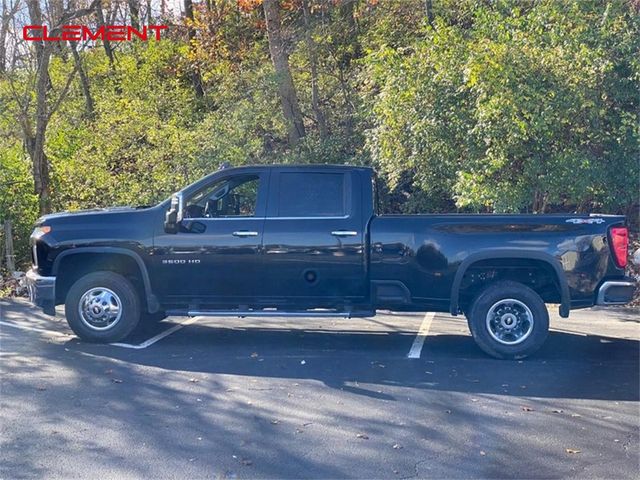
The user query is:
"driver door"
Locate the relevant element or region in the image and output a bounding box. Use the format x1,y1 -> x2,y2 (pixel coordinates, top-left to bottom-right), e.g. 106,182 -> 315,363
153,169 -> 269,306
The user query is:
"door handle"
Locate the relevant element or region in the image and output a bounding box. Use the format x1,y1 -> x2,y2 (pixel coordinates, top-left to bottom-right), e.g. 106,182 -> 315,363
331,230 -> 358,237
232,231 -> 259,237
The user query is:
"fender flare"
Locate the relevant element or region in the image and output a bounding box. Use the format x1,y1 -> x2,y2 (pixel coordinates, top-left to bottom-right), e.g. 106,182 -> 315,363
52,247 -> 160,313
449,250 -> 570,318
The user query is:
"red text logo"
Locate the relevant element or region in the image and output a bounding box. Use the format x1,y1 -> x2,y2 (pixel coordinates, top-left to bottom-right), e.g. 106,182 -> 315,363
23,25 -> 168,42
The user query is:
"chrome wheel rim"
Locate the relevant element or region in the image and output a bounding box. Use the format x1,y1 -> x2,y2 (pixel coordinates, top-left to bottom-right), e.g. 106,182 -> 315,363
485,299 -> 534,346
78,287 -> 122,331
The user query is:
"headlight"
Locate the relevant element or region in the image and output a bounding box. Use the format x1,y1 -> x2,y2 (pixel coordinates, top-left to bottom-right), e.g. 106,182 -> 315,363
31,225 -> 51,238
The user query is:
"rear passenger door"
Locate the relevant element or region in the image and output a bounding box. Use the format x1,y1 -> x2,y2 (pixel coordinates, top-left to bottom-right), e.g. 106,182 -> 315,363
261,168 -> 367,309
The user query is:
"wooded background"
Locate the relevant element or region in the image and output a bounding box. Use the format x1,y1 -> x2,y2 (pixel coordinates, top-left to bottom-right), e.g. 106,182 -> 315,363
1,0 -> 639,268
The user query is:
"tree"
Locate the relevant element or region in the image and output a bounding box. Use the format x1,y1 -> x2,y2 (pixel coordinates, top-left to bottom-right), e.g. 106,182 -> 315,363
366,1 -> 640,214
263,0 -> 305,145
184,0 -> 204,98
301,0 -> 327,139
0,0 -> 19,74
12,0 -> 99,214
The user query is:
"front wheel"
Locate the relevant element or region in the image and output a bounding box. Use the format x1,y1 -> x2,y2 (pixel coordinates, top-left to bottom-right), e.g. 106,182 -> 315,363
466,281 -> 549,359
65,271 -> 141,343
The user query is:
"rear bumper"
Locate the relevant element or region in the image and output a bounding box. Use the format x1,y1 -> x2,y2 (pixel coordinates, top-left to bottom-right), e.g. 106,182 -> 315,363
25,268 -> 56,315
596,277 -> 637,306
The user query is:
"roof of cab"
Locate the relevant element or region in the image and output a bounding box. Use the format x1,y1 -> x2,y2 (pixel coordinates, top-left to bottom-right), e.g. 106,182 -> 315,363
227,164 -> 373,171
180,164 -> 373,196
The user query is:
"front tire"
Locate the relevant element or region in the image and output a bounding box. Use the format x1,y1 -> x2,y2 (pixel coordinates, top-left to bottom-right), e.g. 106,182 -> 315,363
466,281 -> 549,359
65,271 -> 141,343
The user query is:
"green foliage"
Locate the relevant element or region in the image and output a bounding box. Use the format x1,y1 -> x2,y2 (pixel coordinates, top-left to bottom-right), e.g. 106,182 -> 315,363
0,143 -> 39,267
366,0 -> 639,214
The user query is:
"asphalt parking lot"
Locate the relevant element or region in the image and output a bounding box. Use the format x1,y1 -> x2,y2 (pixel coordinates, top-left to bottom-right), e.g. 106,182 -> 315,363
1,299 -> 639,479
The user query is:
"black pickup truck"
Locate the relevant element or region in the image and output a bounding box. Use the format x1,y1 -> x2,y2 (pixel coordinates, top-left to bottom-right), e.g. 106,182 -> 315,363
26,164 -> 636,358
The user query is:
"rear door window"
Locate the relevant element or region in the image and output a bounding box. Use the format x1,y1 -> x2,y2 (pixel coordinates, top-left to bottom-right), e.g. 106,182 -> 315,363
277,172 -> 346,217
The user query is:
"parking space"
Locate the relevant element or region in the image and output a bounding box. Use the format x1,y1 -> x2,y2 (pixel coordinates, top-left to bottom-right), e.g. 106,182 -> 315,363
1,298 -> 639,479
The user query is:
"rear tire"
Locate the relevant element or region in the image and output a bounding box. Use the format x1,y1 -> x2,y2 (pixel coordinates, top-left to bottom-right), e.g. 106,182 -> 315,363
466,281 -> 549,360
65,271 -> 141,343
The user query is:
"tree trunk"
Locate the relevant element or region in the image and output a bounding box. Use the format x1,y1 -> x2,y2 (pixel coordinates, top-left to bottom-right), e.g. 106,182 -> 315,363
263,0 -> 305,145
302,0 -> 328,139
0,0 -> 18,74
184,0 -> 204,98
96,0 -> 115,66
337,0 -> 360,68
128,0 -> 140,30
31,46 -> 53,215
69,41 -> 95,119
424,0 -> 436,29
4,220 -> 15,272
24,0 -> 52,215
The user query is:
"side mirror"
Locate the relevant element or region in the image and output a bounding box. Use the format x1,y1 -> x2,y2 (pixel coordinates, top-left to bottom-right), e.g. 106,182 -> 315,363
164,193 -> 184,234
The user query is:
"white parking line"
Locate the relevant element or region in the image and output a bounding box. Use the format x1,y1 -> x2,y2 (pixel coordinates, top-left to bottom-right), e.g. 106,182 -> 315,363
110,316 -> 200,349
407,312 -> 435,359
1,316 -> 200,349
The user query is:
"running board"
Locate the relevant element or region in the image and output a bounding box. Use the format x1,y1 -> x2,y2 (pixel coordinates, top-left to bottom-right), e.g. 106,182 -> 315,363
186,310 -> 373,318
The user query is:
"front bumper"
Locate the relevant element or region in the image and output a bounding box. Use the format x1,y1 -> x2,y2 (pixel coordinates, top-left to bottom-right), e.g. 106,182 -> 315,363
25,268 -> 56,315
596,277 -> 637,305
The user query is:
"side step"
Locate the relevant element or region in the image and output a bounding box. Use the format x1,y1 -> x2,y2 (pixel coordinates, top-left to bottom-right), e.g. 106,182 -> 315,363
185,309 -> 374,318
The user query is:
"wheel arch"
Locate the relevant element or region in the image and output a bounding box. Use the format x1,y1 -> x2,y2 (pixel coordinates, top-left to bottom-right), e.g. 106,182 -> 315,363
52,247 -> 160,313
450,250 -> 570,318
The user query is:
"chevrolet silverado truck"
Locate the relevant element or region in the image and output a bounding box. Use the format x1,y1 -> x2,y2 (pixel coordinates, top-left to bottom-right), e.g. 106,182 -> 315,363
26,164 -> 636,358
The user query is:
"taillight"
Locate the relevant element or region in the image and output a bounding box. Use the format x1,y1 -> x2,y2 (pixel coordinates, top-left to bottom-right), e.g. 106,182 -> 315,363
610,226 -> 628,268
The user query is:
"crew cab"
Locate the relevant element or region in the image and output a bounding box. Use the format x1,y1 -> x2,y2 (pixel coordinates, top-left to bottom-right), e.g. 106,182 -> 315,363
26,165 -> 636,358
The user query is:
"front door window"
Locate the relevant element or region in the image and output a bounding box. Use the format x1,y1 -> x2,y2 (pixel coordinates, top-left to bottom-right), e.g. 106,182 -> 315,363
184,175 -> 260,219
